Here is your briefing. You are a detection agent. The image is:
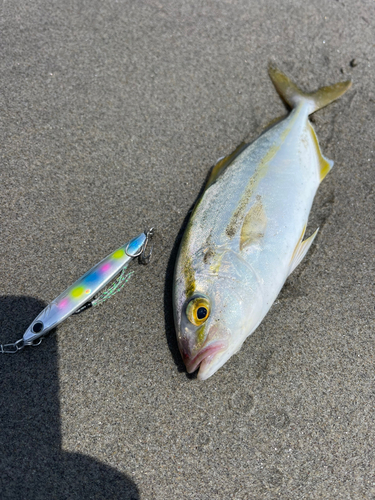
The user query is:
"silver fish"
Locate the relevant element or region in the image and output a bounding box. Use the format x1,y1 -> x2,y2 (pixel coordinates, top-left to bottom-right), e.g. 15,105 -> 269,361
173,64 -> 351,380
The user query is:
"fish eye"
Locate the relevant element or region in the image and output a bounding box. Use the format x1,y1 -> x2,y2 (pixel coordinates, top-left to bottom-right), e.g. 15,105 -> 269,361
186,297 -> 210,326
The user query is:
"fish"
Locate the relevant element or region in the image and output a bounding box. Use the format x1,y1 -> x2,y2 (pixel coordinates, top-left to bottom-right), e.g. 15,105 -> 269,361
173,64 -> 351,380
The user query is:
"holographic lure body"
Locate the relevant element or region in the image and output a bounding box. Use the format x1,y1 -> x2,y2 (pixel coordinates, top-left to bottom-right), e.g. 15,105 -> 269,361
1,230 -> 152,352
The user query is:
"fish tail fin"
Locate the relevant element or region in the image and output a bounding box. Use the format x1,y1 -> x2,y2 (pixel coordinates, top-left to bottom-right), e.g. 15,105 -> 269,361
268,63 -> 352,114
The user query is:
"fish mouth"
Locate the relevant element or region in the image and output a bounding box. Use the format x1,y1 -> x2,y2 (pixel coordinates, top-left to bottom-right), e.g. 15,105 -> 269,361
184,342 -> 227,375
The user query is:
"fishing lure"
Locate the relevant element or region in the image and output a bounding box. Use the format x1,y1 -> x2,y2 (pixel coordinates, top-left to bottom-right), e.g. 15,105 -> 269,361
1,229 -> 153,353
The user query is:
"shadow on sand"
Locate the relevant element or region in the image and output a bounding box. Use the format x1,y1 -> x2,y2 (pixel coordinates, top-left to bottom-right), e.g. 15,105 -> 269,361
0,295 -> 139,500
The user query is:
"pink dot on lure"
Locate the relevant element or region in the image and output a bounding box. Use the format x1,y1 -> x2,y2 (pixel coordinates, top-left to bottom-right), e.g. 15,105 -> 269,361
100,262 -> 111,273
58,297 -> 69,309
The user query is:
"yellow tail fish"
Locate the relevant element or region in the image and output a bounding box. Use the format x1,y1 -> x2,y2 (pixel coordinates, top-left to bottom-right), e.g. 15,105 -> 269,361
173,64 -> 351,380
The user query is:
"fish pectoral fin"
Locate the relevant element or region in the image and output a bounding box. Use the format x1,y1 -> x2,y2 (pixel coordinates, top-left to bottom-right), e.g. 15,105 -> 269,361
205,142 -> 248,189
240,198 -> 268,251
288,228 -> 319,276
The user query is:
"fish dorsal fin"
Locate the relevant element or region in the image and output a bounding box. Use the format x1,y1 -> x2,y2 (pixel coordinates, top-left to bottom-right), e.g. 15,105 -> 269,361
240,196 -> 268,251
288,227 -> 319,276
308,122 -> 334,182
205,142 -> 248,189
268,63 -> 352,114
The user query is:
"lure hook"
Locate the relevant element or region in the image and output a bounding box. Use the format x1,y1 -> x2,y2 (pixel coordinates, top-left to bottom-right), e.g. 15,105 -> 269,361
139,227 -> 154,265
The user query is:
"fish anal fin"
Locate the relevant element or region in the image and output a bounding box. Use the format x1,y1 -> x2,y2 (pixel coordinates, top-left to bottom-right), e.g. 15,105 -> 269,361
268,63 -> 352,114
205,142 -> 248,189
240,197 -> 267,251
288,227 -> 319,276
308,122 -> 334,182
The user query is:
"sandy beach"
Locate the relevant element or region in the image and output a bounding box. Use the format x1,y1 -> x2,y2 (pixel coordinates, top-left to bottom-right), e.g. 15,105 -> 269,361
0,1 -> 374,498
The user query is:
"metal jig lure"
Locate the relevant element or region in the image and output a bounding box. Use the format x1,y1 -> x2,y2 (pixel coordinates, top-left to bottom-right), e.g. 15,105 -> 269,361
1,228 -> 154,353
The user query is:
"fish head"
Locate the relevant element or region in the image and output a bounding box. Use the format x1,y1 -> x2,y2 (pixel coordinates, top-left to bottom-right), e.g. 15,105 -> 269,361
174,248 -> 263,380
